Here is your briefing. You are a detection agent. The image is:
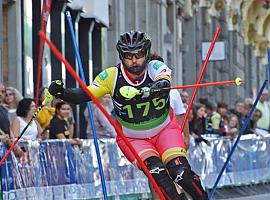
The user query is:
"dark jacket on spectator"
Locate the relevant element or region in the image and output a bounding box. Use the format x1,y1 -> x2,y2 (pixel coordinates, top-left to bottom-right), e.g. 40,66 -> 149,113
244,120 -> 256,135
0,105 -> 10,135
192,117 -> 206,137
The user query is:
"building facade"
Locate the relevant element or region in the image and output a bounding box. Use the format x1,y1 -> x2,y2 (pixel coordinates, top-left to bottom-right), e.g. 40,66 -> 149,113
107,0 -> 269,104
182,0 -> 269,104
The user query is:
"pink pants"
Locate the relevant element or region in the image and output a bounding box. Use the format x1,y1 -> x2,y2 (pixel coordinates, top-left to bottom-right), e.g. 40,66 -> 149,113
116,112 -> 187,165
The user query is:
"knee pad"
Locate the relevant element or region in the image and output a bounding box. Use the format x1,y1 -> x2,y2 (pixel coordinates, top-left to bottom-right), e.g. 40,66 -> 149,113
144,156 -> 186,200
166,157 -> 208,200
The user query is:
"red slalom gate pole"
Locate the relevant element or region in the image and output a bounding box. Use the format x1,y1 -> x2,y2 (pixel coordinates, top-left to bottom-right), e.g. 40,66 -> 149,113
171,79 -> 244,90
39,31 -> 166,200
179,27 -> 221,139
35,0 -> 53,106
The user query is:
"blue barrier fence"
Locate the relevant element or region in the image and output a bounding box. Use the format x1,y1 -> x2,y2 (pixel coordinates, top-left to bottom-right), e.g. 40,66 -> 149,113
189,134 -> 270,188
1,134 -> 270,199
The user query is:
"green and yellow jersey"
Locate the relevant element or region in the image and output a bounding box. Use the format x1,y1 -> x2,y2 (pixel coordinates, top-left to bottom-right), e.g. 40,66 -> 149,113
87,60 -> 172,138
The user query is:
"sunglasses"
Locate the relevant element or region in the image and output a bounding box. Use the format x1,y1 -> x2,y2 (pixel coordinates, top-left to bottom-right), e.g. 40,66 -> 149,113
5,93 -> 14,97
123,51 -> 145,60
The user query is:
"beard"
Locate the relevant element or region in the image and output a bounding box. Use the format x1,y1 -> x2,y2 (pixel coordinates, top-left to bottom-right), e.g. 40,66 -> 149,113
123,61 -> 148,75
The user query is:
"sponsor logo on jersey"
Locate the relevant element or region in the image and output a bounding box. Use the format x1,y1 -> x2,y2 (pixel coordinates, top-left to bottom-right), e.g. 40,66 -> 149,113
98,70 -> 108,80
153,61 -> 164,70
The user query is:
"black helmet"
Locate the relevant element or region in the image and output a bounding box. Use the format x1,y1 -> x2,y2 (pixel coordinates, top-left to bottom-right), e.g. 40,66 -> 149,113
116,31 -> 151,75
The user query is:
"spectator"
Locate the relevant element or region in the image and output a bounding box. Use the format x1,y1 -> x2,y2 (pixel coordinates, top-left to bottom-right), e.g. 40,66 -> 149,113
84,94 -> 116,139
226,114 -> 239,138
188,106 -> 196,125
241,102 -> 253,135
3,87 -> 23,123
53,98 -> 76,138
217,101 -> 228,136
188,106 -> 196,139
180,90 -> 189,109
243,102 -> 252,118
0,83 -> 9,135
188,106 -> 198,133
0,106 -> 10,137
0,82 -> 6,104
0,82 -> 26,158
67,104 -> 75,138
222,113 -> 230,133
244,109 -> 262,135
11,98 -> 42,140
0,103 -> 12,145
256,89 -> 270,135
48,101 -> 82,148
205,101 -> 222,135
229,100 -> 245,127
244,97 -> 253,109
198,97 -> 208,107
0,105 -> 26,161
194,105 -> 206,135
190,104 -> 209,145
37,87 -> 75,139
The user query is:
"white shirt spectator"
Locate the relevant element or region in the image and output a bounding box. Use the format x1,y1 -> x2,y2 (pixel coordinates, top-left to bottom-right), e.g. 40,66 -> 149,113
17,116 -> 39,140
256,90 -> 270,132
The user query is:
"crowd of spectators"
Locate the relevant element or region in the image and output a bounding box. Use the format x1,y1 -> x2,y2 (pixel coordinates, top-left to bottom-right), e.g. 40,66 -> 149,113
0,82 -> 26,162
0,81 -> 117,150
0,80 -> 270,155
183,89 -> 268,145
0,80 -> 270,200
0,82 -> 83,162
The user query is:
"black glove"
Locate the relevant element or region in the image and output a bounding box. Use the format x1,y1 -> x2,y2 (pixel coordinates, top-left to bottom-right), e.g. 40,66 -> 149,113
150,78 -> 170,93
150,78 -> 170,97
48,80 -> 64,97
140,79 -> 170,98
